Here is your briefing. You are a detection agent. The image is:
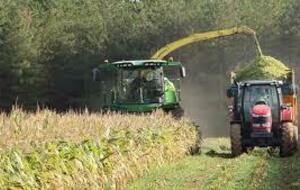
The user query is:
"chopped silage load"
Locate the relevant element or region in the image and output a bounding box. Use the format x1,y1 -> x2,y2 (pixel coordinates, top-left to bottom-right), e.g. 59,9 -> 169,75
235,56 -> 290,81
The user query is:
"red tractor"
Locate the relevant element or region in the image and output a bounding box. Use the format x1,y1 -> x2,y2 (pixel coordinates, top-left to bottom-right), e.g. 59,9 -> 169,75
227,77 -> 298,157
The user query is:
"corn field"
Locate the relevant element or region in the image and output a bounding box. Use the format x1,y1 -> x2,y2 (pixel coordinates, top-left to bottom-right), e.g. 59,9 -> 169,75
0,109 -> 199,189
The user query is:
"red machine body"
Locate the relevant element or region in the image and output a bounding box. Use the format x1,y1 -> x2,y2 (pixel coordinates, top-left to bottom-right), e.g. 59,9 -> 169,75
281,106 -> 293,122
227,80 -> 298,157
250,104 -> 272,133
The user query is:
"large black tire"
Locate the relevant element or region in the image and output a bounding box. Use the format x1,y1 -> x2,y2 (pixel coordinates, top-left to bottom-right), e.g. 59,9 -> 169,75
230,123 -> 243,157
188,122 -> 202,155
280,123 -> 294,157
170,106 -> 184,119
293,125 -> 298,152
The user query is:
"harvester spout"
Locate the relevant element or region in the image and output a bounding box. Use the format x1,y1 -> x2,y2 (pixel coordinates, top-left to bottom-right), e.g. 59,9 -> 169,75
151,26 -> 263,60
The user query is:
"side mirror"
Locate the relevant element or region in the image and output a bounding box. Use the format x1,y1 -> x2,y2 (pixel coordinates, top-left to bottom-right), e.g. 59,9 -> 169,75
227,84 -> 238,98
282,82 -> 296,95
226,88 -> 234,98
180,66 -> 186,78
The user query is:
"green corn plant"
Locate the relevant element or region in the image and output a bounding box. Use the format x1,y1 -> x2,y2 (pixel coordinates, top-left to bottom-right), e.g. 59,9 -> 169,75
0,110 -> 199,189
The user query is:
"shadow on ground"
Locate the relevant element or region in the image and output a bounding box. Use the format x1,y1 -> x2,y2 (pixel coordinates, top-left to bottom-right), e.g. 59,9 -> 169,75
205,149 -> 232,159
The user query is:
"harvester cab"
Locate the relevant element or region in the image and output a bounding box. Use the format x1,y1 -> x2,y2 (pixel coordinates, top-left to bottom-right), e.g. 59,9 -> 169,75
93,60 -> 185,116
227,75 -> 298,157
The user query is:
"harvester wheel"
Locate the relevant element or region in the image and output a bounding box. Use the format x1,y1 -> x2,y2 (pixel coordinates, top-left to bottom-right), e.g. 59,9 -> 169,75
280,122 -> 294,157
171,106 -> 184,119
293,125 -> 298,152
189,123 -> 202,155
230,123 -> 243,157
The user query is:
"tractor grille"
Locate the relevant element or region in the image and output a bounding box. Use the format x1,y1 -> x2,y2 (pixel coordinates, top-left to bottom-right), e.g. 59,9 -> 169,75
252,117 -> 268,124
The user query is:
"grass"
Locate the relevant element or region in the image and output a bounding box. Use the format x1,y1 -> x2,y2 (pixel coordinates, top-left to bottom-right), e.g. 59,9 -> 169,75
129,138 -> 300,190
0,108 -> 199,189
259,148 -> 300,190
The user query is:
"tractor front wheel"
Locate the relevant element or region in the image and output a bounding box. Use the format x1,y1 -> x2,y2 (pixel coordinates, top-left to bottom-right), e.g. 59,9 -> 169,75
230,123 -> 243,157
280,122 -> 294,157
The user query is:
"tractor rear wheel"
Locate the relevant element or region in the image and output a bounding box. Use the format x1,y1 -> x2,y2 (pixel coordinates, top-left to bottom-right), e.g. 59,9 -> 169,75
230,123 -> 243,157
293,125 -> 298,152
280,122 -> 294,157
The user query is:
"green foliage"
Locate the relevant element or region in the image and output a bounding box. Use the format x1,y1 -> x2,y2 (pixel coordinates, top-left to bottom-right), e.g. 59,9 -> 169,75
0,0 -> 296,110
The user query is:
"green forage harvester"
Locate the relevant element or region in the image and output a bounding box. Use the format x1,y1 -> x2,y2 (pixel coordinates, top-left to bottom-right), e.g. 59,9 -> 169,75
235,56 -> 290,81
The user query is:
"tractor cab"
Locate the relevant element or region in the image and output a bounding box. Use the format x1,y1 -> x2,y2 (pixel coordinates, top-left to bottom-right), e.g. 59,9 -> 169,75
239,81 -> 282,138
92,60 -> 185,113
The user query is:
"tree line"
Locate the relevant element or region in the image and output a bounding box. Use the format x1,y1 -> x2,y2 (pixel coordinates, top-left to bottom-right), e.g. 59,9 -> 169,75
0,0 -> 298,111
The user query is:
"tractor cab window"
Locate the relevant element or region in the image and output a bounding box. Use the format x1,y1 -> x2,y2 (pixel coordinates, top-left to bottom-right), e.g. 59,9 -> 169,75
117,67 -> 164,103
164,66 -> 182,99
243,85 -> 279,122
